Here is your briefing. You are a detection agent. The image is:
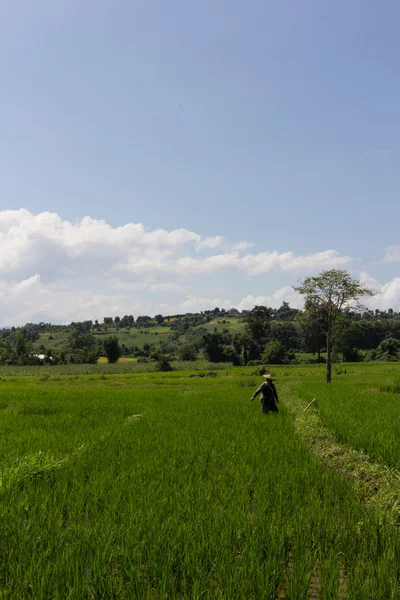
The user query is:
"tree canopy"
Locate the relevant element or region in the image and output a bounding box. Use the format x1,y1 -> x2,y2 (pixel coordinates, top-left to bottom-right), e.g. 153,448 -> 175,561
294,269 -> 375,382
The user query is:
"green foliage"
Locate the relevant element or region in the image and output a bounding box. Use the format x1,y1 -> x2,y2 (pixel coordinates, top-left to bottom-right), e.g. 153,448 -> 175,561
376,337 -> 400,360
294,270 -> 375,326
202,330 -> 241,364
0,333 -> 38,366
155,355 -> 172,371
275,301 -> 301,321
15,332 -> 28,356
269,321 -> 299,350
297,302 -> 325,357
362,337 -> 400,362
103,336 -> 122,364
295,269 -> 375,382
2,302 -> 399,370
151,341 -> 174,371
38,371 -> 51,382
246,359 -> 263,367
67,330 -> 102,363
251,365 -> 268,375
201,330 -> 224,362
262,340 -> 293,364
0,365 -> 400,597
244,305 -> 271,345
293,368 -> 400,470
177,343 -> 197,361
380,382 -> 400,394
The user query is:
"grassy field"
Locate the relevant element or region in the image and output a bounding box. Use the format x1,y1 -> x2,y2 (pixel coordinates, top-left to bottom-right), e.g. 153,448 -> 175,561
293,367 -> 400,470
33,325 -> 174,353
201,317 -> 245,334
1,362 -> 400,598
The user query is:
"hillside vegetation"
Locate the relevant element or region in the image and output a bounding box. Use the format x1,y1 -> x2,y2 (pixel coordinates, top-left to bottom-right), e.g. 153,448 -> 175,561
1,302 -> 399,367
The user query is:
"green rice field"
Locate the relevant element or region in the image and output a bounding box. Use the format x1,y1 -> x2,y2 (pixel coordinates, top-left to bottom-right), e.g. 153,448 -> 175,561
1,362 -> 400,598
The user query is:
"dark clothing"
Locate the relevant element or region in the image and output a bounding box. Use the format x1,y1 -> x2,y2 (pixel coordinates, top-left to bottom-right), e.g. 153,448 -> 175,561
253,381 -> 279,413
262,402 -> 277,414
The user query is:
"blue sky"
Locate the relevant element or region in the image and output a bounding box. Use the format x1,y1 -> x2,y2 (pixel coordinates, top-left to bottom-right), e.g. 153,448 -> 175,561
1,0 -> 399,324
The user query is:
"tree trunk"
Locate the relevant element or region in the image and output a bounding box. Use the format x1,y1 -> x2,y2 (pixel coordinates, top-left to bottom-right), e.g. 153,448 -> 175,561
326,334 -> 331,383
317,347 -> 321,362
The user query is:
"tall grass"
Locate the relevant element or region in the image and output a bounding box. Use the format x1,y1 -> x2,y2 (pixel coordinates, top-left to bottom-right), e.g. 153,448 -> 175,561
0,360 -> 233,378
293,371 -> 400,470
0,368 -> 400,597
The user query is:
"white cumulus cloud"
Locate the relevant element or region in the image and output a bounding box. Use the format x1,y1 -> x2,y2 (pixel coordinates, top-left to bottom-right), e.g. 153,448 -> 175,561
360,272 -> 400,311
179,295 -> 233,312
196,236 -> 224,250
238,287 -> 303,311
0,209 -> 362,325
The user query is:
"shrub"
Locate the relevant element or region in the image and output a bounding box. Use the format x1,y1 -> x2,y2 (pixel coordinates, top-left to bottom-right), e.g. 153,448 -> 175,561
376,338 -> 400,361
251,366 -> 267,376
38,372 -> 51,382
343,347 -> 363,362
103,336 -> 122,364
178,344 -> 197,361
262,340 -> 287,364
156,356 -> 173,372
335,366 -> 347,375
380,382 -> 400,394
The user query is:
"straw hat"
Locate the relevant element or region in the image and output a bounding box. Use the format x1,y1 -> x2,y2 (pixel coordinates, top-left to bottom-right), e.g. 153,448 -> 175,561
263,374 -> 275,381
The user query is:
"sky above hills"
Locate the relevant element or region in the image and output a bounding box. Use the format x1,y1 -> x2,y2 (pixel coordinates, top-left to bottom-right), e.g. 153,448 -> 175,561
1,1 -> 399,325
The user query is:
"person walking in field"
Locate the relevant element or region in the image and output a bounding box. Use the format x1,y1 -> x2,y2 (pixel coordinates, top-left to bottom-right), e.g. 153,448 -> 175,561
250,374 -> 279,414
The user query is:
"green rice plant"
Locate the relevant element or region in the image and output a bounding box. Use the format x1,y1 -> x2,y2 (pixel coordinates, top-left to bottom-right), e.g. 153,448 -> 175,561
293,366 -> 400,470
380,381 -> 400,394
0,366 -> 400,597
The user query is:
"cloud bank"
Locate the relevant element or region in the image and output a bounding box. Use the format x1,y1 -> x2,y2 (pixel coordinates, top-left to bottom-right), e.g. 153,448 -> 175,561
0,210 -> 397,325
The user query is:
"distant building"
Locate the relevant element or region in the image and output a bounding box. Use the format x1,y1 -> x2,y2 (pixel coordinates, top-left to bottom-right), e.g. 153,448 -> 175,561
34,354 -> 53,362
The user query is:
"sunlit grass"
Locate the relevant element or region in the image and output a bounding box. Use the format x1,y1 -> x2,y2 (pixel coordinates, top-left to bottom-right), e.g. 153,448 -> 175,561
0,363 -> 400,597
294,370 -> 400,469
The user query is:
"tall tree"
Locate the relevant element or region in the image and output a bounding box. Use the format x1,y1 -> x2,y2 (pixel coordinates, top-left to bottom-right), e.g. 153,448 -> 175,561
275,301 -> 300,322
154,314 -> 164,326
297,299 -> 327,360
269,321 -> 299,350
294,270 -> 374,382
202,331 -> 225,362
15,332 -> 28,357
244,305 -> 271,346
103,336 -> 122,364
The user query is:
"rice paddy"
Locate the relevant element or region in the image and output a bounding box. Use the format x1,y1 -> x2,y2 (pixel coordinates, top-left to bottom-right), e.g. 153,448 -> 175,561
1,362 -> 400,598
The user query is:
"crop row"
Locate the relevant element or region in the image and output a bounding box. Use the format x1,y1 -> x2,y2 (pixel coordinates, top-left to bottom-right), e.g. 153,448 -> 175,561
1,376 -> 400,597
293,370 -> 400,470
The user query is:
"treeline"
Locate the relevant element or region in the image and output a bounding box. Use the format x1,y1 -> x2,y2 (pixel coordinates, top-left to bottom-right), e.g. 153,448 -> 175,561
126,304 -> 400,367
0,303 -> 399,366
